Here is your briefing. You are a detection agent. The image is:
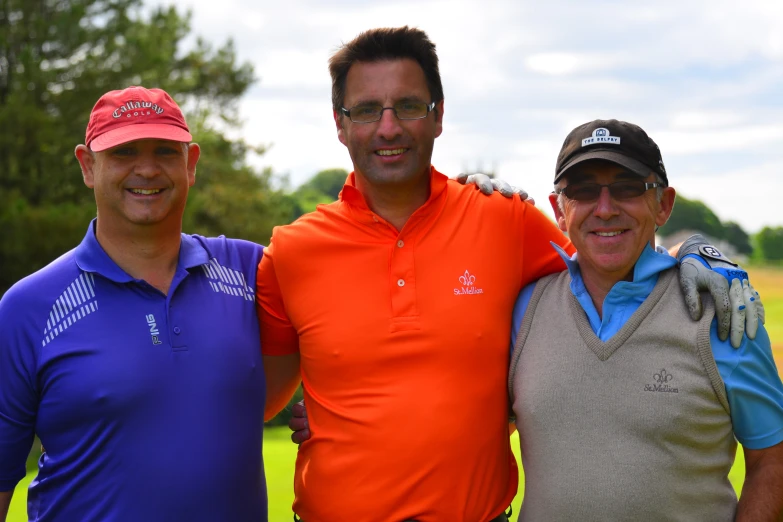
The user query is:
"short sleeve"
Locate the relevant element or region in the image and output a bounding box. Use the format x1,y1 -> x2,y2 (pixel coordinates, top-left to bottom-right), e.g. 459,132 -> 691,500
517,202 -> 574,286
256,239 -> 299,356
0,290 -> 39,491
711,322 -> 783,450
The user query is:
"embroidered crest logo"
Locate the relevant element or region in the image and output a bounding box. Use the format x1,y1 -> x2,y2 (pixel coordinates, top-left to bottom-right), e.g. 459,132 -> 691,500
645,369 -> 679,393
459,270 -> 476,286
454,270 -> 483,296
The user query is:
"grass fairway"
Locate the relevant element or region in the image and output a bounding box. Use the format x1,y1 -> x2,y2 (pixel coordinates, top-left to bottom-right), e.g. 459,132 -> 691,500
8,266 -> 781,521
748,266 -> 783,369
4,428 -> 748,522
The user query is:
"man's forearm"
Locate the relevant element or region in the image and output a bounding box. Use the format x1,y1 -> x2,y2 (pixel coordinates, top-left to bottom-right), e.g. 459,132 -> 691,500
0,490 -> 13,521
263,353 -> 302,421
737,444 -> 783,521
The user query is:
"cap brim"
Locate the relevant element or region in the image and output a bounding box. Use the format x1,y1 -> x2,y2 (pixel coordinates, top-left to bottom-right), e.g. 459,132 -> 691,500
555,150 -> 653,183
89,123 -> 192,151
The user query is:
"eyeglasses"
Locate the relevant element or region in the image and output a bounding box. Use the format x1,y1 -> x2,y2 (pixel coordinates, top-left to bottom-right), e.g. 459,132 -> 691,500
340,101 -> 436,123
555,180 -> 663,201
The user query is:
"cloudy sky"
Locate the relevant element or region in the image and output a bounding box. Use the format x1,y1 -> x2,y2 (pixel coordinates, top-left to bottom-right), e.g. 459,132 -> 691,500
150,0 -> 783,232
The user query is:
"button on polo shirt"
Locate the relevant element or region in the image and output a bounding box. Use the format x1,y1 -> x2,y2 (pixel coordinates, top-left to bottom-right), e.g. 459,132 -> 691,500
0,221 -> 267,522
257,167 -> 574,522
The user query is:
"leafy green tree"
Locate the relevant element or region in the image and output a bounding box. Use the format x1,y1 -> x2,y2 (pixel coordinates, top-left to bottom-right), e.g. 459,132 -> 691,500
182,111 -> 297,244
0,0 -> 290,292
0,191 -> 97,289
722,221 -> 753,256
659,194 -> 725,240
1,0 -> 251,205
302,168 -> 348,200
755,226 -> 783,261
659,195 -> 754,256
291,168 -> 348,218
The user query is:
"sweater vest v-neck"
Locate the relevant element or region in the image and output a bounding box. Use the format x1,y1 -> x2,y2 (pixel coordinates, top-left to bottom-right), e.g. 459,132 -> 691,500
509,268 -> 737,521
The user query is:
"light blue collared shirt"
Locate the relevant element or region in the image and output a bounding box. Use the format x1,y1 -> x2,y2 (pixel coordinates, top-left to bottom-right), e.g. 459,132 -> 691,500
510,243 -> 783,450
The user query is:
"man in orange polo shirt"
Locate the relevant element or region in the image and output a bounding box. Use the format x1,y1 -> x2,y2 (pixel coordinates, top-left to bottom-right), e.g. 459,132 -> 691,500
257,26 -> 570,522
257,27 -> 750,522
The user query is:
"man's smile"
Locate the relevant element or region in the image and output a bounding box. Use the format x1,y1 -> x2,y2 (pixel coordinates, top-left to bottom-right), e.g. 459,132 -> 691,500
128,188 -> 164,196
375,148 -> 408,156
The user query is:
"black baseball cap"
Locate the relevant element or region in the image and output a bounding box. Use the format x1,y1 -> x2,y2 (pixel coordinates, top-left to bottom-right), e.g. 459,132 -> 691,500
554,119 -> 668,186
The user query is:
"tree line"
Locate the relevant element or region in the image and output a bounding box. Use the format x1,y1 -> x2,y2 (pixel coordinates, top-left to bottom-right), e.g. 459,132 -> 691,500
659,195 -> 783,262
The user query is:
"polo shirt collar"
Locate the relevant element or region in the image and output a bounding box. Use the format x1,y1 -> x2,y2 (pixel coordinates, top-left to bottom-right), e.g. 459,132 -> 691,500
339,166 -> 449,225
179,234 -> 211,269
550,240 -> 677,297
75,219 -> 210,283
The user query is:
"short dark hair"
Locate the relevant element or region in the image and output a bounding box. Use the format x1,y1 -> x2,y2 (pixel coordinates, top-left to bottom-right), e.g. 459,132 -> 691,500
328,26 -> 444,113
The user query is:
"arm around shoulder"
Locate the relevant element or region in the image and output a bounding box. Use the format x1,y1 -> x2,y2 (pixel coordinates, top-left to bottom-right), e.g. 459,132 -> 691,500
737,440 -> 783,521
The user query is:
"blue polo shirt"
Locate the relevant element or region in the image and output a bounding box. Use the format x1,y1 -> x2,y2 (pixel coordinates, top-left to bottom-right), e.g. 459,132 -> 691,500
511,243 -> 783,450
0,221 -> 267,522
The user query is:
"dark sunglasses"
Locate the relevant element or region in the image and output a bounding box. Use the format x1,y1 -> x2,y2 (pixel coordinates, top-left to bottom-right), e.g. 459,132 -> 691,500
554,180 -> 663,202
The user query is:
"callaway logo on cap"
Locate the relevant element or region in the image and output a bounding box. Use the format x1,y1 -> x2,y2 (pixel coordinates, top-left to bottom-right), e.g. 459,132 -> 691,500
554,119 -> 668,185
85,86 -> 192,152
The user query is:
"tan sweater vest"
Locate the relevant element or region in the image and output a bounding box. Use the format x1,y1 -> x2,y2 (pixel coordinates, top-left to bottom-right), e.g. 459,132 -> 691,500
509,268 -> 737,521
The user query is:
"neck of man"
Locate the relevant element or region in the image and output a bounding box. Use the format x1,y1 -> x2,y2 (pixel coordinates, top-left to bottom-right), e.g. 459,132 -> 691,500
95,217 -> 182,295
579,265 -> 635,319
354,171 -> 431,232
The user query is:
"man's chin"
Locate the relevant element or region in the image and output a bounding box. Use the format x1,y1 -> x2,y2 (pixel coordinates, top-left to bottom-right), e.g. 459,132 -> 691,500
360,167 -> 421,187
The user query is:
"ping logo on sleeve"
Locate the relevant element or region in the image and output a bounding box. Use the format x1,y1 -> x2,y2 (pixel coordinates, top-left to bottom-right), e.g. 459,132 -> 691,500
146,314 -> 163,345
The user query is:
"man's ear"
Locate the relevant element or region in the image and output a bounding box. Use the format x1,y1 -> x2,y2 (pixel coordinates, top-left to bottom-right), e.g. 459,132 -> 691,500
549,192 -> 567,232
334,110 -> 347,147
75,144 -> 96,188
186,143 -> 201,187
656,186 -> 677,227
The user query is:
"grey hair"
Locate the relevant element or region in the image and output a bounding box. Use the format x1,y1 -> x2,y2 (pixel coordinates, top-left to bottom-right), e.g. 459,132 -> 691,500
653,173 -> 666,201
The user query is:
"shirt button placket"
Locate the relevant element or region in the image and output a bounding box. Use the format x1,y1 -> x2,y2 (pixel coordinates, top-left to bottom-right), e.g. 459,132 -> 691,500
395,238 -> 406,288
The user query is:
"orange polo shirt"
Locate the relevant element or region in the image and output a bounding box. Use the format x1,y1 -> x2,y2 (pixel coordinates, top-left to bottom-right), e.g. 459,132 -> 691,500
257,167 -> 573,522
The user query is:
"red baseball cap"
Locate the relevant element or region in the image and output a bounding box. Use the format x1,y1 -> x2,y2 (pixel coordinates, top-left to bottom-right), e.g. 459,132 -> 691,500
85,86 -> 192,151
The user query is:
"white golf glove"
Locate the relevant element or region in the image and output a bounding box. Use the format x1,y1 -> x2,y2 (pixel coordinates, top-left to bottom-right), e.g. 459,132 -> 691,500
677,235 -> 764,348
455,173 -> 535,204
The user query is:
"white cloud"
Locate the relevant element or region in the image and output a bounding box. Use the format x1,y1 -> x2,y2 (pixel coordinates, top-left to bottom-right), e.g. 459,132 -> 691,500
525,52 -> 627,76
256,50 -> 331,89
669,111 -> 747,130
657,125 -> 783,156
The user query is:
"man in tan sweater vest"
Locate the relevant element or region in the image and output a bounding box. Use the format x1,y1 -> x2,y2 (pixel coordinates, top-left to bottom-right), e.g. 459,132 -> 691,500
509,119 -> 783,521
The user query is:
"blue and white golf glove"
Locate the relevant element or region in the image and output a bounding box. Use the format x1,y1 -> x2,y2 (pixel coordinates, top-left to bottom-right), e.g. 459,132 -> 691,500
677,234 -> 764,348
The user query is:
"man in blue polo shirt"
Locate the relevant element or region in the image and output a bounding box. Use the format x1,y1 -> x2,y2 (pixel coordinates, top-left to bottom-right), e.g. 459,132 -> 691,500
0,87 -> 267,521
509,119 -> 783,520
